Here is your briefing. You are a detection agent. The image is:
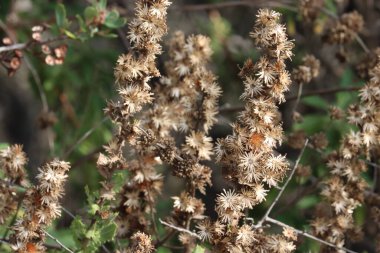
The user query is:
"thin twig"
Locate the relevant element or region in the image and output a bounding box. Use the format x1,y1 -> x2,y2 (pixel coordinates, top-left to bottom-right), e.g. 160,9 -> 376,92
61,206 -> 76,219
178,1 -> 297,12
273,177 -> 320,216
318,7 -> 370,54
266,217 -> 358,253
43,230 -> 74,253
0,43 -> 29,53
101,244 -> 112,253
287,85 -> 361,101
367,161 -> 380,170
155,230 -> 176,248
0,179 -> 26,192
70,146 -> 103,169
354,34 -> 370,54
23,56 -> 55,152
24,57 -> 48,112
159,219 -> 201,240
220,86 -> 361,113
63,117 -> 108,159
292,82 -> 304,114
255,139 -> 308,228
0,36 -> 67,54
2,193 -> 25,238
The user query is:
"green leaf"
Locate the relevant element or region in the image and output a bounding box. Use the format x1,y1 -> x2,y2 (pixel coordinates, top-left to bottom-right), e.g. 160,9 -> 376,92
99,221 -> 117,243
89,204 -> 100,215
336,92 -> 356,109
64,30 -> 77,39
296,196 -> 319,209
71,217 -> 86,235
77,33 -> 91,42
90,27 -> 99,37
86,229 -> 101,242
104,11 -> 126,28
302,96 -> 328,110
98,0 -> 107,9
157,248 -> 172,253
76,15 -> 87,32
55,3 -> 68,28
0,143 -> 9,150
85,185 -> 96,204
294,115 -> 329,134
99,32 -> 118,38
340,68 -> 354,87
112,170 -> 129,192
193,245 -> 205,253
84,6 -> 98,23
70,217 -> 87,248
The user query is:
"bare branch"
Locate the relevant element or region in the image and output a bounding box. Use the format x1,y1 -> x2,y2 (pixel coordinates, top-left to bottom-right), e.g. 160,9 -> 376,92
220,86 -> 361,113
178,1 -> 297,12
24,57 -> 49,112
266,217 -> 358,253
367,161 -> 380,170
255,139 -> 308,228
159,219 -> 201,240
43,229 -> 74,253
0,36 -> 67,54
0,43 -> 28,53
292,82 -> 304,115
61,207 -> 76,219
63,117 -> 108,159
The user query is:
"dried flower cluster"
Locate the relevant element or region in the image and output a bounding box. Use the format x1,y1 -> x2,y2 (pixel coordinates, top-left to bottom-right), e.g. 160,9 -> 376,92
0,145 -> 28,224
124,231 -> 154,253
324,11 -> 364,45
157,31 -> 221,135
292,54 -> 320,85
311,53 -> 380,251
97,0 -> 171,242
197,9 -> 297,252
299,0 -> 324,22
154,31 -> 221,251
0,38 -> 23,76
0,25 -> 69,76
10,159 -> 70,253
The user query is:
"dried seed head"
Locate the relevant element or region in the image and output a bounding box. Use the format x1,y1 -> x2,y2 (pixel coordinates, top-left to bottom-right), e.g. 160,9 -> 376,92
126,231 -> 154,253
292,54 -> 320,84
311,132 -> 328,150
0,145 -> 28,182
31,26 -> 44,32
32,32 -> 41,41
324,11 -> 364,45
329,106 -> 345,120
288,130 -> 307,149
10,57 -> 21,70
299,0 -> 324,22
41,45 -> 51,54
45,55 -> 55,66
2,37 -> 13,45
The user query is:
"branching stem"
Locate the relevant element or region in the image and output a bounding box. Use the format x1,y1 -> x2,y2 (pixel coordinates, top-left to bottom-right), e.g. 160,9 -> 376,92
159,219 -> 201,240
266,217 -> 358,253
43,229 -> 74,253
254,139 -> 308,228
